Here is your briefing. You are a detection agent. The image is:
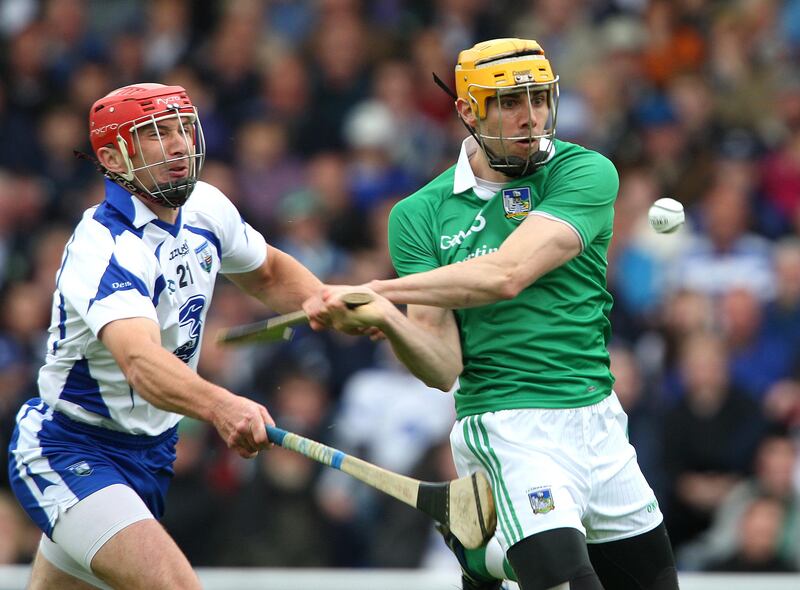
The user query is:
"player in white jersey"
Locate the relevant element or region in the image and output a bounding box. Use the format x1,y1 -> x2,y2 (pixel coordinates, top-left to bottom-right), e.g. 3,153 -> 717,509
7,83 -> 322,589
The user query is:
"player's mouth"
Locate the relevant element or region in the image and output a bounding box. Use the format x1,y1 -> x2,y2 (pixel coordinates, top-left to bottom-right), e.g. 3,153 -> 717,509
167,165 -> 189,179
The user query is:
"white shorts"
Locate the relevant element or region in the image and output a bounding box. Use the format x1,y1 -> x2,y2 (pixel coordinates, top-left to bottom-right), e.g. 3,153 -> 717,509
450,393 -> 663,552
39,484 -> 153,588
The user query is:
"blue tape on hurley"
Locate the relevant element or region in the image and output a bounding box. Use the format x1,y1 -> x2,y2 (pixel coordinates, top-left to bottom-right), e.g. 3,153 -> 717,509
266,425 -> 287,445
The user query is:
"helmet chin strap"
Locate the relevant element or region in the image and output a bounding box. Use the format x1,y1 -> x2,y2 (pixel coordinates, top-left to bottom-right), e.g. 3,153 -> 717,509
462,120 -> 550,178
150,179 -> 196,208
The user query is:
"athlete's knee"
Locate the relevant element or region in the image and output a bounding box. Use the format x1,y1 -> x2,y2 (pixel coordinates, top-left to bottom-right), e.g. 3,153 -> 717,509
507,528 -> 604,590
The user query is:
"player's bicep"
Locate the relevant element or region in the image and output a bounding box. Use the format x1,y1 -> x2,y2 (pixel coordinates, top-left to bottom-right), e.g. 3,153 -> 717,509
99,317 -> 162,372
498,214 -> 582,287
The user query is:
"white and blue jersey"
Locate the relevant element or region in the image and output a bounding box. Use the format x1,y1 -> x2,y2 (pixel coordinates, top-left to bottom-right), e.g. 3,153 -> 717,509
40,179 -> 266,435
8,180 -> 267,538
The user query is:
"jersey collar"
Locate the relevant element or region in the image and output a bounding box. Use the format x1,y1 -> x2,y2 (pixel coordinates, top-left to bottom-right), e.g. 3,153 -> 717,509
104,179 -> 159,229
452,136 -> 558,195
453,137 -> 480,195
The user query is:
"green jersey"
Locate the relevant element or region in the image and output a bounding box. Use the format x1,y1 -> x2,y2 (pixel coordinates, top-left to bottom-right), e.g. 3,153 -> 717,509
387,139 -> 618,419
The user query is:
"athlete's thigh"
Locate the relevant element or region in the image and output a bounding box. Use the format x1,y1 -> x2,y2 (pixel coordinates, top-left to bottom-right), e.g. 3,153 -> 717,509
507,528 -> 603,590
587,523 -> 678,590
450,410 -> 589,552
584,393 -> 663,543
28,547 -> 100,590
91,519 -> 200,590
8,402 -> 132,539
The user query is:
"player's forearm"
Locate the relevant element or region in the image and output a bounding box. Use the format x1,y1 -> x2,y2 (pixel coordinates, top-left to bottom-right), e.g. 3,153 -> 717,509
230,247 -> 323,314
370,255 -> 523,308
379,307 -> 462,391
122,341 -> 228,421
377,214 -> 581,308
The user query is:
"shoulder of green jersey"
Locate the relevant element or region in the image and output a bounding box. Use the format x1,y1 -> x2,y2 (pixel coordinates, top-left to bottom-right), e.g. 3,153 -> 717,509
528,211 -> 585,253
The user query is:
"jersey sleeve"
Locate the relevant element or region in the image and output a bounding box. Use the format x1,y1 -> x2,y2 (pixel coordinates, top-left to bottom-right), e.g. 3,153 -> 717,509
63,224 -> 160,337
202,185 -> 267,274
387,196 -> 441,277
534,151 -> 618,250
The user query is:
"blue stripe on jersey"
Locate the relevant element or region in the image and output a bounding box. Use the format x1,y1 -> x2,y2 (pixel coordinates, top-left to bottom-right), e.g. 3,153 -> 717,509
59,358 -> 112,419
152,275 -> 166,306
53,232 -> 77,354
239,215 -> 249,245
152,242 -> 167,306
93,200 -> 144,239
185,225 -> 221,259
153,210 -> 183,238
88,254 -> 150,310
54,294 -> 66,354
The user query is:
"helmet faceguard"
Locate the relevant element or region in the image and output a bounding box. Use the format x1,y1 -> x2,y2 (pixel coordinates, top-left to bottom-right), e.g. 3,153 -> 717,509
89,83 -> 206,208
455,39 -> 560,177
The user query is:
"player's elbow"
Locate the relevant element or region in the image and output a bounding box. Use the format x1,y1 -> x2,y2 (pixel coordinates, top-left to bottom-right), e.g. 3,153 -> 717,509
423,364 -> 461,392
494,268 -> 526,301
427,375 -> 458,392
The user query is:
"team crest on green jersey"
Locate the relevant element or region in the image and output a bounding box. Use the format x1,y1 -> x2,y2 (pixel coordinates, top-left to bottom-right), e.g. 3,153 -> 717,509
502,187 -> 531,220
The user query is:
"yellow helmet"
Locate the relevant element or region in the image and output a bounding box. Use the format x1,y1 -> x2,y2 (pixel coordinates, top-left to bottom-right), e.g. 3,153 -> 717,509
453,38 -> 560,177
455,38 -> 557,119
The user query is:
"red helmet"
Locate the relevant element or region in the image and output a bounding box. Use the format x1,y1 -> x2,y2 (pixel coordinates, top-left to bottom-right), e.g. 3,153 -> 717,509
88,83 -> 206,208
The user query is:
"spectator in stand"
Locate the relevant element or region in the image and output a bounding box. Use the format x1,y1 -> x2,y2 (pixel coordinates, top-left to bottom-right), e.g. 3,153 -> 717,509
679,432 -> 800,571
218,370 -> 338,567
247,52 -> 315,157
760,95 -> 800,234
663,331 -> 770,549
370,59 -> 449,181
343,100 -> 417,213
305,152 -> 370,252
668,180 -> 775,301
764,238 -> 800,358
721,287 -> 795,400
231,117 -> 305,231
707,496 -> 799,573
160,419 -> 224,566
303,10 -> 373,154
274,189 -> 350,282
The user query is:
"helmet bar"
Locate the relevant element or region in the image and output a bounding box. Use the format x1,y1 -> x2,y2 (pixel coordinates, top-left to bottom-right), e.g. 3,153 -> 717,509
123,108 -> 205,208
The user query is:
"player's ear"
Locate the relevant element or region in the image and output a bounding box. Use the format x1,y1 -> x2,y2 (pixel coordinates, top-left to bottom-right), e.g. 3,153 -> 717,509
456,98 -> 478,126
97,146 -> 127,174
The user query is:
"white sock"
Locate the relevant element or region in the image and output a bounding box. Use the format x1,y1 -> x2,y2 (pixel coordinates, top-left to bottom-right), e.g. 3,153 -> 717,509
485,537 -> 508,579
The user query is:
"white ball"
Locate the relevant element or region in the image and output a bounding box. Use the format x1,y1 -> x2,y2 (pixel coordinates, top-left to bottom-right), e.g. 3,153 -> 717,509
648,197 -> 685,234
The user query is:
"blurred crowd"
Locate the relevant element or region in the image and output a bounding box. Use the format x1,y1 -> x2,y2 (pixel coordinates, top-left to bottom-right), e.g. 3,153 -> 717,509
1,0 -> 800,576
